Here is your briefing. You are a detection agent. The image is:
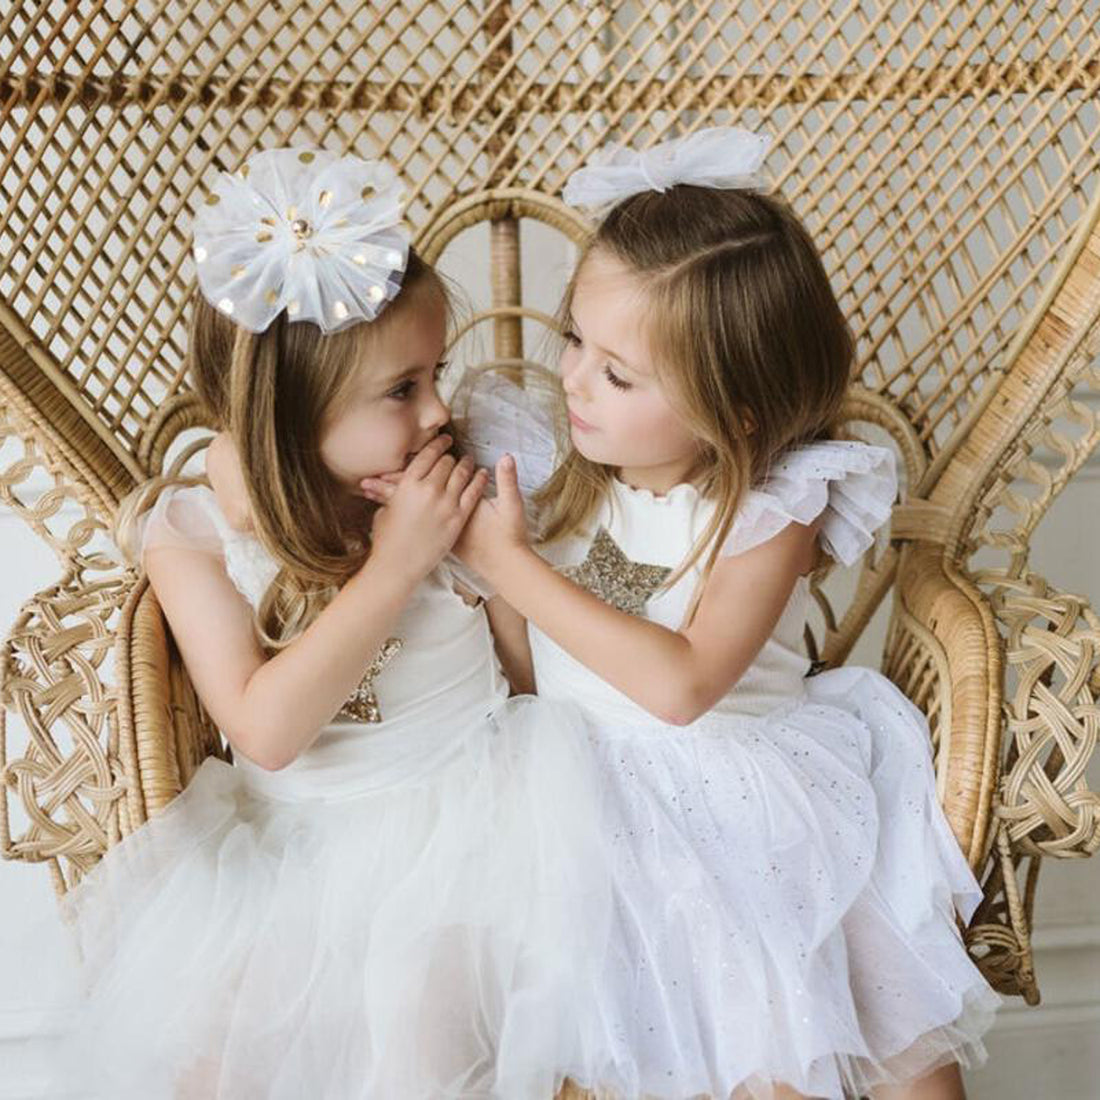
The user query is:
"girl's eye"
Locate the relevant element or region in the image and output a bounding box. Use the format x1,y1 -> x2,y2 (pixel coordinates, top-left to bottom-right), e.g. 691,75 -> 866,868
387,362 -> 448,401
562,328 -> 581,347
604,364 -> 631,391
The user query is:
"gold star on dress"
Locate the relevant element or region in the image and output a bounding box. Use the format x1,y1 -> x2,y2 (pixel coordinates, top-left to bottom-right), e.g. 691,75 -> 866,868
560,527 -> 672,616
338,637 -> 403,723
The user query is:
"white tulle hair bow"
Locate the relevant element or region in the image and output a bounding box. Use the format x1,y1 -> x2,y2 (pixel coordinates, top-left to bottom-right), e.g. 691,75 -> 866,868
562,126 -> 772,212
192,147 -> 410,335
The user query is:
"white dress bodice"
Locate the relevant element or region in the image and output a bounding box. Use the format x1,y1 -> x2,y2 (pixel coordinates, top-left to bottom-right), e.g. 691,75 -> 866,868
528,440 -> 898,728
142,484 -> 510,799
532,478 -> 813,724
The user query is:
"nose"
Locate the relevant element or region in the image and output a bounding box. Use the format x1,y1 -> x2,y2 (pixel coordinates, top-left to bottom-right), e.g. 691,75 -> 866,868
421,387 -> 450,432
561,353 -> 589,400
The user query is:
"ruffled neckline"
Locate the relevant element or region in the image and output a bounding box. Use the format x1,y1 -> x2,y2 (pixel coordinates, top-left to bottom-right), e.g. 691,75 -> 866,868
611,475 -> 700,508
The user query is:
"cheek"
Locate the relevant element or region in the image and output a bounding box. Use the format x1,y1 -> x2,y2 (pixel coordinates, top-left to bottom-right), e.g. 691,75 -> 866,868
320,409 -> 405,479
621,394 -> 675,436
617,395 -> 694,456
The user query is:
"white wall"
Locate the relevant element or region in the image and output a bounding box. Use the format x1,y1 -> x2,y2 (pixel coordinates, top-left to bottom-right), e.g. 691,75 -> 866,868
1,225 -> 1098,1097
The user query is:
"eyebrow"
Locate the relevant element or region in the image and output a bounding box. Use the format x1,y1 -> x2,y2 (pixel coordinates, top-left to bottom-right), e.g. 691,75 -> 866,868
567,311 -> 642,374
378,360 -> 445,388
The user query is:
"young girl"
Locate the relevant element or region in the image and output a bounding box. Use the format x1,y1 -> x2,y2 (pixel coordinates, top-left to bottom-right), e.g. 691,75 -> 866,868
51,147 -> 612,1100
369,128 -> 1002,1099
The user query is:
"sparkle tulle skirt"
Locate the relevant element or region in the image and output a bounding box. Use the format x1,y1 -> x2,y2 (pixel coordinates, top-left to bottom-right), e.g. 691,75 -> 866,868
563,667 -> 1001,1100
52,695 -> 612,1100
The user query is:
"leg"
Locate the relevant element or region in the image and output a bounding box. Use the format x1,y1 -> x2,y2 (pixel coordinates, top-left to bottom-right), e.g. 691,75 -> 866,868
871,1061 -> 966,1100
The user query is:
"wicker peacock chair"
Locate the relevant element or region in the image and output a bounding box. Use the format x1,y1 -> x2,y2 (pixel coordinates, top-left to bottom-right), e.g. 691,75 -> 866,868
2,1 -> 1099,1076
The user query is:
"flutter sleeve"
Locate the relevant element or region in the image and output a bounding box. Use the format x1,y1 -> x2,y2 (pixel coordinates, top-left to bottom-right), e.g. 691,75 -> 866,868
449,364 -> 562,508
446,365 -> 565,601
720,440 -> 898,566
131,482 -> 282,608
132,483 -> 228,560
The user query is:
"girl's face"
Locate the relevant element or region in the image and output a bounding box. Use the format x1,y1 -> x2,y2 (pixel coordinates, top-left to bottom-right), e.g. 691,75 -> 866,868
560,250 -> 699,492
319,294 -> 450,493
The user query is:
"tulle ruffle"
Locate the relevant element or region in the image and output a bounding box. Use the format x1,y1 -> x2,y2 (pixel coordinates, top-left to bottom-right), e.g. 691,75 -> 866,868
721,441 -> 898,567
561,668 -> 999,1100
53,695 -> 612,1100
450,364 -> 562,507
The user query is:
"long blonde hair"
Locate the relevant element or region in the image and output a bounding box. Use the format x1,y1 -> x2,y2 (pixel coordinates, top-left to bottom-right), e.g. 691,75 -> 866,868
536,185 -> 854,615
116,249 -> 451,648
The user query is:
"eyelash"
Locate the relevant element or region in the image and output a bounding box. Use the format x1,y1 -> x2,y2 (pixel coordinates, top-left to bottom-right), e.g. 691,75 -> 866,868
387,361 -> 449,401
603,365 -> 631,390
563,328 -> 632,391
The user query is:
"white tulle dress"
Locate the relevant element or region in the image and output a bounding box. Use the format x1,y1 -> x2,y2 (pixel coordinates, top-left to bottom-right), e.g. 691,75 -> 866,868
459,376 -> 1002,1100
52,484 -> 612,1100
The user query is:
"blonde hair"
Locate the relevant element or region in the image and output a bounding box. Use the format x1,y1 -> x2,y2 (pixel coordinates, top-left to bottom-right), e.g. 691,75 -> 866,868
115,249 -> 451,649
535,185 -> 854,617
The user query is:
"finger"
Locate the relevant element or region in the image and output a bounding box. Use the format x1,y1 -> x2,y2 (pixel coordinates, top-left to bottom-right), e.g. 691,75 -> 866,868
359,478 -> 397,501
425,452 -> 457,488
459,468 -> 491,516
445,454 -> 476,498
495,455 -> 525,519
405,434 -> 453,479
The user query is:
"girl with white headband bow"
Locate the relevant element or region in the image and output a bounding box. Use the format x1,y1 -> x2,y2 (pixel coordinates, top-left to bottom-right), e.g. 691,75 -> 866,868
49,147 -> 615,1100
371,127 -> 1002,1100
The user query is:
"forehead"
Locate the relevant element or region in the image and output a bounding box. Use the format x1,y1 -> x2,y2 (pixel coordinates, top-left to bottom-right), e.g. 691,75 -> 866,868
570,250 -> 653,368
371,288 -> 447,365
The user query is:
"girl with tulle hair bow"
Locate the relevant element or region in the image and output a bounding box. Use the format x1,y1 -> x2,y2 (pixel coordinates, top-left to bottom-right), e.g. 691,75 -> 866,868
49,146 -> 615,1100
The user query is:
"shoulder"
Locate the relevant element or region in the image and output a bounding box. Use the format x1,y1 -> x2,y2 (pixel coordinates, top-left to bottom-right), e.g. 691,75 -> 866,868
139,482 -> 228,560
138,480 -> 278,608
204,432 -> 254,533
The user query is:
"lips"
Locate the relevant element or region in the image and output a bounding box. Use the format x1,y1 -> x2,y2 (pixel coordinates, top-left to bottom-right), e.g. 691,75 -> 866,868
567,407 -> 595,431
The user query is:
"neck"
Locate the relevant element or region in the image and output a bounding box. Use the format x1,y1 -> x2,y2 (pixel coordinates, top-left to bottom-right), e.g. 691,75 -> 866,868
616,456 -> 697,496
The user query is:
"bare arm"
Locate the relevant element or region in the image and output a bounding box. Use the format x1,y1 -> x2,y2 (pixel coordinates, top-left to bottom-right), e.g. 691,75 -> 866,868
485,596 -> 535,695
150,435 -> 488,770
147,545 -> 419,769
453,456 -> 817,726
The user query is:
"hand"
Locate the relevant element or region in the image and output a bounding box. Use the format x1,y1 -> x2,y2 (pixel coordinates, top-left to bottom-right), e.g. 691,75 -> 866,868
450,454 -> 531,582
364,435 -> 489,583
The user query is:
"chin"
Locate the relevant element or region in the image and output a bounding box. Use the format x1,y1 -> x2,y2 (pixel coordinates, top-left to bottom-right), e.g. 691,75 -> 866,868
570,429 -> 604,462
572,438 -> 620,468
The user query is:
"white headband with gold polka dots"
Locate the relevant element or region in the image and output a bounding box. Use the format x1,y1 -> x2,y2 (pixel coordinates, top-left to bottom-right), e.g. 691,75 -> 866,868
192,147 -> 409,335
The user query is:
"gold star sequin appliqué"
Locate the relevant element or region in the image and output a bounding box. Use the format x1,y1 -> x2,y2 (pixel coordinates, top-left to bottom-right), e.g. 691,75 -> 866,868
560,527 -> 672,616
338,637 -> 403,723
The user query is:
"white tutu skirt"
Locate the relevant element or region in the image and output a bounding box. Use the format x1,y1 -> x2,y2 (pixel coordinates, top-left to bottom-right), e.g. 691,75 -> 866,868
52,696 -> 611,1100
566,668 -> 1000,1100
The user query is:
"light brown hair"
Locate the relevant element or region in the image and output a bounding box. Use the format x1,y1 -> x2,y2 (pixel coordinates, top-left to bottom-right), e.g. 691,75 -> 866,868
536,185 -> 854,614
